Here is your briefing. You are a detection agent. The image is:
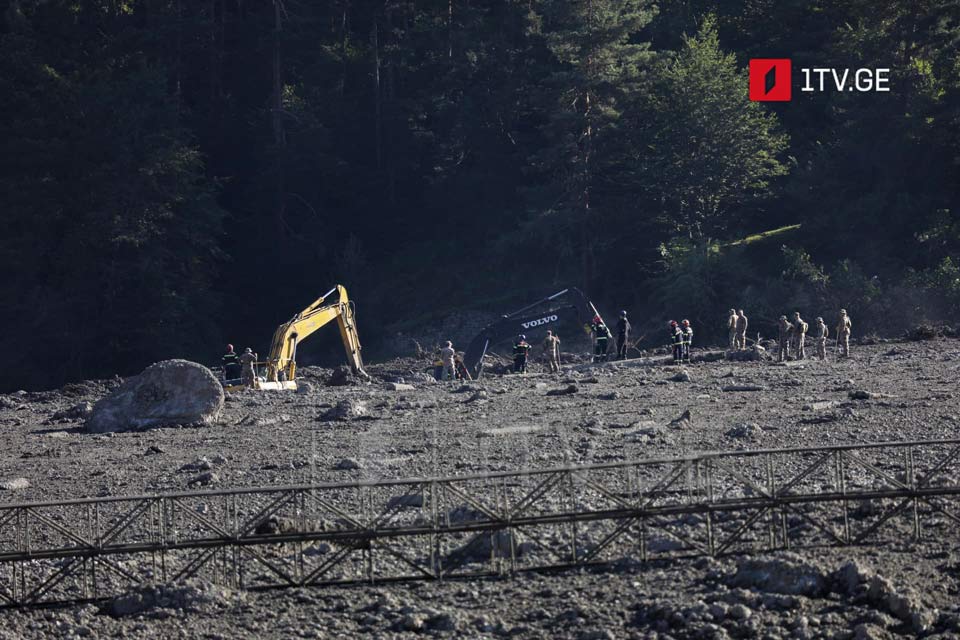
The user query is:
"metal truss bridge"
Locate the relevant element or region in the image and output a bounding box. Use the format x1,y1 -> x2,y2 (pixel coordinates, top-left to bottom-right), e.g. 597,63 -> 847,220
2,439 -> 960,608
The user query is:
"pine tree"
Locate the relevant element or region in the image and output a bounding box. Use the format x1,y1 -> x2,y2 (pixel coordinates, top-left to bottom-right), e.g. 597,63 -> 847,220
632,15 -> 788,241
523,0 -> 656,290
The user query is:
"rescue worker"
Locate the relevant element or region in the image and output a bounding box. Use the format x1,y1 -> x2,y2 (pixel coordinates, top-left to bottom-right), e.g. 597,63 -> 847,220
513,334 -> 532,373
670,321 -> 684,363
792,311 -> 809,360
681,319 -> 693,363
815,317 -> 829,360
543,330 -> 561,373
592,316 -> 611,362
616,311 -> 631,360
836,309 -> 853,358
727,309 -> 738,350
777,316 -> 793,362
240,347 -> 257,387
440,341 -> 456,381
735,309 -> 749,350
222,344 -> 241,382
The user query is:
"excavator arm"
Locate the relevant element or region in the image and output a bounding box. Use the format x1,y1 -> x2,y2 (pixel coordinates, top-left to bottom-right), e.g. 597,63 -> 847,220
263,285 -> 367,387
462,288 -> 603,379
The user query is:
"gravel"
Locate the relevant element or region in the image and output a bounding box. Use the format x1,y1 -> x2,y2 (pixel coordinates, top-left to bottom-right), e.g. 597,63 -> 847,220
0,340 -> 958,637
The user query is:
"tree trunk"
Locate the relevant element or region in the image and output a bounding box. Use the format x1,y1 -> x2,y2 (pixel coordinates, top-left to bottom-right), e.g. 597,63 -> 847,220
372,17 -> 382,171
272,0 -> 287,239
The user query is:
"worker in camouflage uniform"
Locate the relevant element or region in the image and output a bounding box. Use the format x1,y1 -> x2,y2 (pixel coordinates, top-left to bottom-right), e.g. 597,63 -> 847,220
735,309 -> 748,350
681,319 -> 693,363
670,321 -> 683,363
543,330 -> 561,373
440,341 -> 456,381
791,311 -> 809,360
727,309 -> 738,350
513,334 -> 532,373
240,347 -> 257,387
836,309 -> 852,358
777,316 -> 793,362
616,311 -> 631,360
814,317 -> 829,360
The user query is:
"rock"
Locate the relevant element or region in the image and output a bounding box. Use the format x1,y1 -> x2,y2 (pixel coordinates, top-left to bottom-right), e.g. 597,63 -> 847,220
0,477 -> 30,491
728,604 -> 752,620
188,471 -> 219,487
448,530 -> 531,563
144,445 -> 165,455
725,423 -> 762,439
852,623 -> 887,640
335,458 -> 361,471
669,370 -> 691,383
832,560 -> 873,595
327,366 -> 357,387
397,613 -> 425,632
598,391 -> 619,400
106,581 -> 235,617
321,399 -> 368,421
721,384 -> 764,392
668,409 -> 692,428
466,390 -> 488,403
52,402 -> 93,421
85,360 -> 224,433
387,493 -> 424,509
728,555 -> 827,596
295,381 -> 314,394
546,385 -> 578,396
727,347 -> 765,362
385,382 -> 416,391
180,456 -> 213,472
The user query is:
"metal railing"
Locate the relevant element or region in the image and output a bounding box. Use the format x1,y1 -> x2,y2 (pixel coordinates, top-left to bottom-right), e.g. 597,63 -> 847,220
2,439 -> 959,607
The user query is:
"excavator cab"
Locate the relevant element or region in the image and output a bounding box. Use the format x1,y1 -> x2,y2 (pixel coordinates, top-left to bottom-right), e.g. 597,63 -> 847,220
461,288 -> 604,379
225,285 -> 368,391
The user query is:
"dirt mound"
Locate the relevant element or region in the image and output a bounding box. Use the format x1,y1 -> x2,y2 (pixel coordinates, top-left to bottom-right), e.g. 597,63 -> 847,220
905,324 -> 956,341
85,360 -> 224,433
106,581 -> 239,617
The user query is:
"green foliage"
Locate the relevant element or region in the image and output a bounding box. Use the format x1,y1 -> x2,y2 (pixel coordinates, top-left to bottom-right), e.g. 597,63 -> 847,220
1,0 -> 959,389
631,15 -> 789,240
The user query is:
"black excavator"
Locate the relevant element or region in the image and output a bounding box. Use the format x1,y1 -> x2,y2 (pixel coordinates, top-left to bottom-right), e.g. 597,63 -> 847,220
461,287 -> 605,379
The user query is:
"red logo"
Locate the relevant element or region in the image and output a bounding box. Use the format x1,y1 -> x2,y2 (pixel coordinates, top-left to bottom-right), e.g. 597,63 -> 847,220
750,59 -> 792,101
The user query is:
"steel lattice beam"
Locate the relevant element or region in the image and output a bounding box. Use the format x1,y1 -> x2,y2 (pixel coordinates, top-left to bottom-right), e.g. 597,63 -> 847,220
0,439 -> 959,608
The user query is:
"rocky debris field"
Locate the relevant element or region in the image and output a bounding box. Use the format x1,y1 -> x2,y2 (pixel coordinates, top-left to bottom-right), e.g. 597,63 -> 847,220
1,339 -> 959,638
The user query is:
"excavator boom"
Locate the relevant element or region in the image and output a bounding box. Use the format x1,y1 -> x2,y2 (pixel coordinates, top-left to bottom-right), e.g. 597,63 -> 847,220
252,285 -> 366,390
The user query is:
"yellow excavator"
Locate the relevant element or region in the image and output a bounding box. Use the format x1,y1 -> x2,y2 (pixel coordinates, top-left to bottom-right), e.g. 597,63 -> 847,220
228,285 -> 368,391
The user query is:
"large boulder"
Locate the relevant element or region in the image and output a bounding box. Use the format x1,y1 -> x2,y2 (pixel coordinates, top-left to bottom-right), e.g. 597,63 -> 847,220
85,360 -> 224,433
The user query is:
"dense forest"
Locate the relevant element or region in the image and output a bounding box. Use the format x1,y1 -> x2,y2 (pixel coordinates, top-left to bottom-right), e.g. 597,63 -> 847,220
1,0 -> 958,391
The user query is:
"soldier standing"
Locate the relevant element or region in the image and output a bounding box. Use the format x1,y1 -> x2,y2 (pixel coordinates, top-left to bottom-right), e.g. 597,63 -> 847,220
735,310 -> 748,350
777,316 -> 793,362
836,309 -> 853,358
440,341 -> 456,380
792,311 -> 809,360
616,311 -> 631,360
240,347 -> 257,387
814,317 -> 829,360
592,317 -> 611,363
670,321 -> 683,362
727,309 -> 738,350
681,319 -> 693,363
543,330 -> 561,373
513,334 -> 532,373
